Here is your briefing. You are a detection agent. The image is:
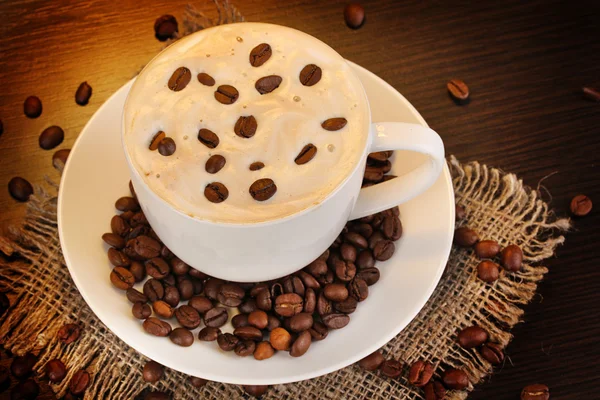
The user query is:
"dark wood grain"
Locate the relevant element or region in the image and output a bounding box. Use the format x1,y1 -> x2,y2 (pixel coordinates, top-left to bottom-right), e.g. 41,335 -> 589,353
1,0 -> 599,399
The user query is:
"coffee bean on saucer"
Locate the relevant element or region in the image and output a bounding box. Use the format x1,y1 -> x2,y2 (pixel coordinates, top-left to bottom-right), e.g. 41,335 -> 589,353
205,155 -> 226,174
57,323 -> 81,344
39,126 -> 64,150
204,278 -> 224,300
234,115 -> 257,138
474,240 -> 501,259
108,247 -> 130,267
249,162 -> 265,171
344,232 -> 368,249
358,351 -> 384,371
175,305 -> 201,329
457,326 -> 488,349
158,137 -> 176,156
290,330 -> 311,357
197,72 -> 215,86
198,128 -> 220,148
10,353 -> 37,379
143,360 -> 164,383
256,289 -> 272,311
322,313 -> 350,329
442,368 -> 469,390
115,196 -> 140,212
255,75 -> 282,94
570,194 -> 592,216
8,177 -> 33,202
176,277 -> 194,300
274,293 -> 303,317
75,82 -> 92,105
45,359 -> 67,383
447,79 -> 470,103
250,178 -> 277,201
52,148 -> 71,172
69,369 -> 90,395
249,43 -> 272,67
295,143 -> 317,165
289,313 -> 313,332
168,67 -> 191,91
234,326 -> 263,341
254,341 -> 275,360
351,223 -> 374,240
218,283 -> 245,307
334,296 -> 358,314
232,313 -> 249,329
479,342 -> 504,365
24,96 -> 42,118
336,260 -> 357,282
11,379 -> 39,399
143,317 -> 172,337
217,333 -> 239,351
154,14 -> 178,41
340,243 -> 357,262
239,298 -> 258,314
267,327 -> 290,351
198,326 -> 220,342
323,283 -> 348,302
408,360 -> 434,387
382,216 -> 402,240
110,267 -> 135,290
349,277 -> 368,302
316,291 -> 332,316
204,182 -> 229,203
126,288 -> 148,304
583,87 -> 600,102
309,321 -> 328,341
321,118 -> 347,131
477,260 -> 500,283
102,233 -> 125,249
132,302 -> 151,319
170,327 -> 194,347
424,380 -> 446,400
214,85 -> 239,104
235,339 -> 256,357
380,359 -> 403,378
373,240 -> 394,261
299,64 -> 322,86
521,384 -> 550,400
344,3 -> 365,29
143,279 -> 164,302
133,236 -> 161,258
146,258 -> 170,279
204,307 -> 228,328
188,296 -> 213,314
453,227 -> 479,247
364,166 -> 384,182
111,215 -> 129,236
500,244 -> 523,272
245,310 -> 267,329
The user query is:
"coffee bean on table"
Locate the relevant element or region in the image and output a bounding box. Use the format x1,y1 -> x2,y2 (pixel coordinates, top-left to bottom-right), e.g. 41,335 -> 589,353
57,323 -> 81,344
52,148 -> 71,172
479,342 -> 504,365
321,118 -> 347,131
249,178 -> 277,201
197,72 -> 215,86
170,327 -> 194,347
295,143 -> 317,165
214,85 -> 239,104
69,369 -> 90,395
198,128 -> 220,148
144,279 -> 164,302
322,313 -> 350,329
447,79 -> 470,103
217,333 -> 239,351
249,162 -> 265,171
274,293 -> 303,317
235,339 -> 256,357
570,194 -> 592,216
204,307 -> 228,328
583,87 -> 600,102
344,3 -> 365,29
408,360 -> 434,387
500,244 -> 523,272
39,125 -> 65,150
126,288 -> 148,304
188,376 -> 208,388
10,353 -> 37,379
115,196 -> 140,212
477,260 -> 500,283
323,283 -> 348,302
424,380 -> 446,400
8,177 -> 33,202
143,360 -> 164,383
75,81 -> 92,105
299,64 -> 322,86
132,302 -> 152,319
380,359 -> 403,378
234,115 -> 258,138
244,384 -> 270,397
249,43 -> 272,67
205,155 -> 226,174
309,321 -> 328,341
334,296 -> 358,314
457,326 -> 488,349
521,384 -> 549,400
442,368 -> 469,390
143,317 -> 172,337
168,67 -> 191,91
110,266 -> 135,290
175,305 -> 202,329
154,14 -> 178,41
23,96 -> 42,118
198,327 -> 220,342
290,330 -> 311,357
474,240 -> 501,259
255,75 -> 282,94
454,227 -> 479,247
158,137 -> 176,156
45,359 -> 67,383
204,182 -> 229,203
10,379 -> 39,399
349,277 -> 368,301
358,351 -> 384,371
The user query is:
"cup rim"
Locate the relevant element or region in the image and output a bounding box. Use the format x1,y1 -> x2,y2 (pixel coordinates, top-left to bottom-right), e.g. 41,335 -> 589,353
122,22 -> 372,227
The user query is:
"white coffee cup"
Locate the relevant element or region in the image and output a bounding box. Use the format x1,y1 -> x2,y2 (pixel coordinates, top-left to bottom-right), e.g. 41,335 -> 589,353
123,23 -> 444,282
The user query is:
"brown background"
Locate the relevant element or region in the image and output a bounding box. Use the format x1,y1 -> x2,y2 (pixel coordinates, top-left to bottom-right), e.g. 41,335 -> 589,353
1,0 -> 599,398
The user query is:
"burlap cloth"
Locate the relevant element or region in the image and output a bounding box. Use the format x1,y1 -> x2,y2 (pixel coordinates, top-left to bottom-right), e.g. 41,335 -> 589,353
0,3 -> 570,399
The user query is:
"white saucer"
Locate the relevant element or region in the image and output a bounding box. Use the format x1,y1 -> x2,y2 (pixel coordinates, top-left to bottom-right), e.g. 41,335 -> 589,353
57,61 -> 454,385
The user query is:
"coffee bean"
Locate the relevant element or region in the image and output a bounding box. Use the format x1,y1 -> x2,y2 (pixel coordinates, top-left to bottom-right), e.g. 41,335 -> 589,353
126,288 -> 148,304
115,196 -> 140,212
154,14 -> 178,41
349,277 -> 369,302
142,360 -> 163,383
475,240 -> 501,259
218,283 -> 245,307
102,233 -> 125,249
132,302 -> 151,319
243,384 -> 270,398
45,359 -> 67,383
357,267 -> 380,286
252,341 -> 275,361
334,296 -> 358,314
297,271 -> 320,291
75,82 -> 92,105
299,64 -> 322,86
205,154 -> 226,174
255,288 -> 272,311
110,215 -> 129,236
188,296 -> 213,314
351,223 -> 374,240
255,75 -> 283,95
303,287 -> 316,313
274,293 -> 303,317
169,327 -> 194,347
294,143 -> 317,165
323,283 -> 348,302
8,177 -> 33,202
23,96 -> 42,118
168,67 -> 191,91
442,368 -> 468,390
234,115 -> 258,138
234,339 -> 256,357
52,148 -> 70,172
380,359 -> 403,378
290,330 -> 311,357
143,279 -> 164,302
110,267 -> 134,290
382,216 -> 402,240
57,323 -> 81,344
214,85 -> 239,104
249,162 -> 265,171
424,380 -> 446,400
304,259 -> 328,277
454,227 -> 479,247
369,231 -> 385,249
480,342 -> 504,365
143,317 -> 172,337
335,260 -> 357,282
249,43 -> 272,67
344,3 -> 365,29
455,204 -> 466,220
408,360 -> 434,387
204,307 -> 228,328
11,353 -> 37,379
157,137 -> 176,156
447,79 -> 470,103
197,72 -> 215,86
146,258 -> 170,279
153,300 -> 174,318
246,310 -> 267,329
457,326 -> 488,349
501,244 -> 523,272
583,87 -> 600,102
289,313 -> 314,332
188,376 -> 208,388
321,118 -> 347,131
570,194 -> 592,216
265,315 -> 279,331
167,258 -> 187,276
322,313 -> 350,329
69,369 -> 90,395
108,248 -> 130,267
340,243 -> 357,262
204,182 -> 229,203
10,379 -> 39,400
249,178 -> 277,201
217,333 -> 239,351
307,322 -> 327,342
371,239 -> 395,262
477,260 -> 500,283
267,327 -> 290,351
231,313 -> 249,329
521,384 -> 549,400
39,125 -> 65,150
197,128 -> 220,148
358,351 -> 384,371
344,232 -> 368,249
173,305 -> 200,329
316,291 -> 332,316
355,250 -> 374,270
198,326 -> 220,342
234,326 -> 263,341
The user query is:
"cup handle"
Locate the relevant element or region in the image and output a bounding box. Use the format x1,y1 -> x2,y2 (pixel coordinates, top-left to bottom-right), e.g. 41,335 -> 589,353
349,122 -> 445,220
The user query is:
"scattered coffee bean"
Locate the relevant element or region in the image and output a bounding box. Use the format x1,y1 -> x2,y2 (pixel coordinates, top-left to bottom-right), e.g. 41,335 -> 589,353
52,148 -> 71,172
45,359 -> 67,383
143,317 -> 172,337
255,75 -> 282,94
309,321 -> 329,341
8,177 -> 33,202
424,380 -> 446,400
247,310 -> 268,329
234,115 -> 258,138
39,126 -> 65,150
322,313 -> 350,329
382,216 -> 402,240
188,296 -> 213,314
204,278 -> 224,300
457,326 -> 488,349
69,369 -> 90,395
143,279 -> 164,302
102,232 -> 125,249
204,307 -> 228,328
477,260 -> 500,283
442,368 -> 469,390
75,82 -> 92,105
10,379 -> 39,400
289,313 -> 314,332
355,250 -> 375,270
475,240 -> 501,259
217,332 -> 239,351
317,291 -> 332,316
23,96 -> 42,118
115,196 -> 140,212
132,302 -> 152,319
142,360 -> 163,383
447,79 -> 470,103
170,327 -> 194,347
152,300 -> 173,318
10,353 -> 37,379
570,194 -> 592,216
267,315 -> 281,331
110,215 -> 129,236
321,118 -> 348,131
480,342 -> 504,365
249,43 -> 272,67
344,232 -> 368,249
168,67 -> 191,91
324,283 -> 348,302
408,360 -> 434,387
110,267 -> 135,290
582,87 -> 600,102
214,85 -> 239,104
299,64 -> 322,86
205,154 -> 226,174
357,267 -> 380,286
235,339 -> 256,357
198,128 -> 220,148
334,296 -> 358,314
254,341 -> 276,360
500,244 -> 523,272
57,323 -> 81,344
243,384 -> 269,397
197,72 -> 215,86
290,330 -> 311,357
188,376 -> 208,388
373,240 -> 395,261
173,305 -> 200,329
108,247 -> 130,267
126,288 -> 148,304
158,137 -> 176,156
274,293 -> 303,317
454,227 -> 479,247
218,283 -> 245,307
344,3 -> 365,29
249,178 -> 277,201
154,15 -> 178,41
521,384 -> 550,400
198,326 -> 220,341
369,231 -> 385,249
358,351 -> 384,371
380,359 -> 403,378
455,204 -> 466,220
295,143 -> 317,165
232,313 -> 249,329
146,258 -> 170,279
234,326 -> 263,341
249,162 -> 265,171
268,327 -> 291,351
204,182 -> 229,203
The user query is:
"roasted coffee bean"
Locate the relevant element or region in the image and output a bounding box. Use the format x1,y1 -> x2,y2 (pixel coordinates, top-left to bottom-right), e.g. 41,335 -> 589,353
214,85 -> 239,104
152,300 -> 174,319
57,323 -> 81,344
39,125 -> 65,150
367,151 -> 390,162
197,128 -> 220,148
335,260 -> 357,282
198,326 -> 220,341
204,182 -> 229,203
274,293 -> 303,317
457,326 -> 488,349
408,360 -> 434,387
249,178 -> 277,201
475,240 -> 501,259
154,14 -> 178,41
24,96 -> 42,118
249,43 -> 272,67
235,339 -> 256,357
176,278 -> 193,301
192,278 -> 204,295
380,359 -> 403,378
188,376 -> 208,388
340,243 -> 357,262
349,277 -> 369,301
357,267 -> 380,286
295,143 -> 317,165
308,321 -> 328,341
170,327 -> 194,347
120,210 -> 135,220
321,118 -> 347,131
315,270 -> 334,287
477,260 -> 500,283
322,313 -> 350,329
334,296 -> 358,314
289,313 -> 313,332
290,330 -> 311,357
205,155 -> 226,174
267,315 -> 281,331
356,250 -> 375,269
501,244 -> 523,272
442,368 -> 469,390
111,215 -> 129,236
132,302 -> 152,319
363,166 -> 384,182
344,3 -> 365,29
583,87 -> 600,102
323,283 -> 348,302
299,64 -> 322,86
126,288 -> 148,304
271,282 -> 284,298
102,233 -> 125,249
480,342 -> 504,365
204,307 -> 228,328
188,267 -> 209,280
237,298 -> 257,314
197,72 -> 215,86
570,194 -> 592,216
158,137 -> 176,156
249,161 -> 265,171
110,266 -> 135,290
243,385 -> 270,398
344,232 -> 368,249
143,317 -> 172,337
234,326 -> 263,341
108,247 -> 130,267
447,79 -> 470,103
256,288 -> 272,311
126,227 -> 150,245
217,283 -> 245,307
217,333 -> 239,351
45,359 -> 67,383
521,384 -> 549,400
11,353 -> 37,379
232,313 -> 249,329
269,327 -> 292,350
424,380 -> 446,400
351,223 -> 374,240
175,305 -> 201,329
234,115 -> 257,138
143,279 -> 164,302
373,240 -> 395,261
454,227 -> 479,247
304,259 -> 328,277
254,341 -> 275,361
204,278 -> 224,300
369,231 -> 385,250
143,360 -> 163,383
145,258 -> 170,279
69,369 -> 90,395
289,276 -> 305,296
52,148 -> 70,172
10,379 -> 39,399
75,81 -> 92,105
455,204 -> 466,220
115,196 -> 140,212
168,67 -> 191,91
145,391 -> 171,400
358,351 -> 384,371
317,291 -> 332,316
297,271 -> 320,290
303,287 -> 316,314
255,75 -> 282,94
163,286 -> 182,308
382,216 -> 402,240
169,258 -> 189,276
247,310 -> 268,329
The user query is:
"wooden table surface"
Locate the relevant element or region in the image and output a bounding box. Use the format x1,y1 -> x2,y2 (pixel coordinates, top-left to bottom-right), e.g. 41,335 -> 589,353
1,0 -> 599,398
